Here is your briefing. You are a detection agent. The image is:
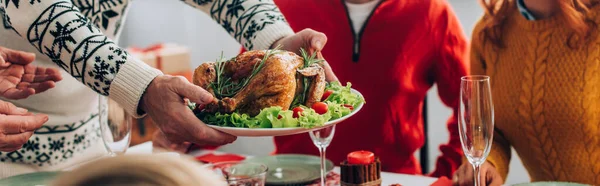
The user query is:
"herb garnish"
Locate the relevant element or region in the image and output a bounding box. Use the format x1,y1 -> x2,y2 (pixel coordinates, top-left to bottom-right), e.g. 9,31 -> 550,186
291,48 -> 324,107
211,46 -> 282,99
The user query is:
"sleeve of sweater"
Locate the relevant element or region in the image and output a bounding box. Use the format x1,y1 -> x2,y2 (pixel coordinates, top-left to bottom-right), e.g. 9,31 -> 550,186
180,0 -> 295,50
0,0 -> 163,118
470,22 -> 512,181
427,0 -> 469,178
1,0 -> 294,118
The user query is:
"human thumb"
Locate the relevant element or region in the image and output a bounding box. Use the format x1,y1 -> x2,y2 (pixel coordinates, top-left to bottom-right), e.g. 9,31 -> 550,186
309,31 -> 327,52
172,76 -> 214,105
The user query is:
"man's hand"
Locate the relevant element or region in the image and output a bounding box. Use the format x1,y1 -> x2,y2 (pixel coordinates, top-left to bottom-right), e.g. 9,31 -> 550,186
272,29 -> 338,82
0,47 -> 62,99
0,101 -> 48,152
452,161 -> 503,186
152,130 -> 191,153
140,75 -> 236,149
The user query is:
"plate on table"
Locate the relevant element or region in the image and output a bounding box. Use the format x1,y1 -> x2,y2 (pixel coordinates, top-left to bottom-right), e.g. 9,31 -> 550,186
243,154 -> 334,185
0,171 -> 61,186
513,182 -> 590,186
206,89 -> 364,137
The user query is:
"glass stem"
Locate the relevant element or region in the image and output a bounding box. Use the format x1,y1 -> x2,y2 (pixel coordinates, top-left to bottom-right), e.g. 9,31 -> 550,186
473,163 -> 481,186
318,146 -> 326,186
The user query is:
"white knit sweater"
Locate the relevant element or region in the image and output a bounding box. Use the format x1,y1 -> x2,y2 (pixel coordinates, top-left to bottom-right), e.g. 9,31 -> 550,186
0,0 -> 293,178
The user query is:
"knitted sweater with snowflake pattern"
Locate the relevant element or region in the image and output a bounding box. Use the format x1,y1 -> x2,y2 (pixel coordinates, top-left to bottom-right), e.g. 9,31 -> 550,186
0,0 -> 293,178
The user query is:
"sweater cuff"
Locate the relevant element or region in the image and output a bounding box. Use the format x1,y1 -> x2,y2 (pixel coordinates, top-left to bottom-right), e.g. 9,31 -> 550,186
251,21 -> 294,50
109,58 -> 163,118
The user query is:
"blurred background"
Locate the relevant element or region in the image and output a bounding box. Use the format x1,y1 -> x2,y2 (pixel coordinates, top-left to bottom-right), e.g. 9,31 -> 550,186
118,0 -> 529,184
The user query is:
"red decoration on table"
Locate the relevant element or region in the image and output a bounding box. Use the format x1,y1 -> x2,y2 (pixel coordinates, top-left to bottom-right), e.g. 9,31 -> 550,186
195,153 -> 246,164
347,150 -> 375,165
430,176 -> 452,186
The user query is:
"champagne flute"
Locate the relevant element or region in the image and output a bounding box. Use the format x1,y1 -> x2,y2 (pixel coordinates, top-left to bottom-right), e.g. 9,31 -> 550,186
458,75 -> 494,186
309,126 -> 335,186
98,95 -> 132,156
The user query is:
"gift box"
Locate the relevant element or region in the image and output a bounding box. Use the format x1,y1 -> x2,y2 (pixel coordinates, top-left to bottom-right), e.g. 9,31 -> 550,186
127,43 -> 194,146
128,43 -> 193,80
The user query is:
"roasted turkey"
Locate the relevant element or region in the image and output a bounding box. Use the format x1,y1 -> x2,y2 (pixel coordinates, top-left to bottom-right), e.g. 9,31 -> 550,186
193,50 -> 326,116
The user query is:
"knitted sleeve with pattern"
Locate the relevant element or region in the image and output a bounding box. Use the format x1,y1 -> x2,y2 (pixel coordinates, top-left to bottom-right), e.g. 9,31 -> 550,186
0,0 -> 294,117
427,0 -> 469,178
180,0 -> 294,50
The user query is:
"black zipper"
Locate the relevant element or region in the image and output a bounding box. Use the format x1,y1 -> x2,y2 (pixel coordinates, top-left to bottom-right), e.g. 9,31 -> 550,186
341,0 -> 384,62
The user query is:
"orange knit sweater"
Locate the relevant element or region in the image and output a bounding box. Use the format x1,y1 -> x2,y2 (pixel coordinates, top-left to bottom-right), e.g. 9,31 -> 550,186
471,5 -> 600,185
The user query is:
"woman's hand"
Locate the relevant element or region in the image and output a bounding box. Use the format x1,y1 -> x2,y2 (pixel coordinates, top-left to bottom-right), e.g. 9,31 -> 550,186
272,29 -> 338,82
0,101 -> 48,152
0,47 -> 62,99
452,161 -> 503,186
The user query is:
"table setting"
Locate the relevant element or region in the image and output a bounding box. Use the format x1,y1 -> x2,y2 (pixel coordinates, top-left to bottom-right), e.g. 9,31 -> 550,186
0,48 -> 593,186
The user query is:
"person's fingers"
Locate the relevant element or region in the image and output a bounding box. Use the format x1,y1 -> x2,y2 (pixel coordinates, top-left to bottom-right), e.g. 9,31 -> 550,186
23,64 -> 36,79
0,101 -> 27,115
452,171 -> 459,186
170,141 -> 191,153
2,114 -> 48,134
0,47 -> 35,65
2,87 -> 35,100
21,66 -> 42,83
322,61 -> 338,82
43,67 -> 63,81
21,74 -> 34,83
3,63 -> 24,78
153,130 -> 190,152
171,108 -> 236,146
487,174 -> 503,186
308,30 -> 327,52
33,67 -> 62,82
152,130 -> 172,149
459,164 -> 473,186
0,131 -> 33,152
171,76 -> 214,104
34,66 -> 46,76
20,81 -> 55,94
486,168 -> 503,186
0,56 -> 7,67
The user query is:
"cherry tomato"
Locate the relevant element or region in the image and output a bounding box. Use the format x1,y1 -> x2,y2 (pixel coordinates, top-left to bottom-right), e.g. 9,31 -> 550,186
292,107 -> 304,118
347,151 -> 375,165
312,102 -> 328,115
195,104 -> 206,112
321,90 -> 334,101
343,104 -> 354,111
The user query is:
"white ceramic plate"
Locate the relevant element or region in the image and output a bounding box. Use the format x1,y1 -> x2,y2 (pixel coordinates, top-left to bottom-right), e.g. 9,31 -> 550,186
206,89 -> 364,137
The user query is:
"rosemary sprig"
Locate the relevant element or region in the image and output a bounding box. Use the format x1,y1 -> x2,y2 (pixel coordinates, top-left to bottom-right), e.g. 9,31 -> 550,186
291,48 -> 324,107
210,46 -> 283,99
300,48 -> 324,67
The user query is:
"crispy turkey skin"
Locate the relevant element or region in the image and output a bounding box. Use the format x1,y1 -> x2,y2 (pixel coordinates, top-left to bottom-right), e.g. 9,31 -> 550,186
193,50 -> 326,116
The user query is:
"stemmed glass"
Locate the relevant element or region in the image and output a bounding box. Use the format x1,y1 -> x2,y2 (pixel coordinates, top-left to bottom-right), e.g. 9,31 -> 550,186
98,95 -> 132,156
458,75 -> 494,186
309,126 -> 335,186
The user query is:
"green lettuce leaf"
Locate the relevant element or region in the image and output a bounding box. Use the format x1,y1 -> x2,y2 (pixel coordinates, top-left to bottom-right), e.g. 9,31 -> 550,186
327,102 -> 352,120
324,81 -> 365,107
298,109 -> 331,129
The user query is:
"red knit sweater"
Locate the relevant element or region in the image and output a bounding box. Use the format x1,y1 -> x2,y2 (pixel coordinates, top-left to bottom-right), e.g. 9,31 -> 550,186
269,0 -> 469,177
